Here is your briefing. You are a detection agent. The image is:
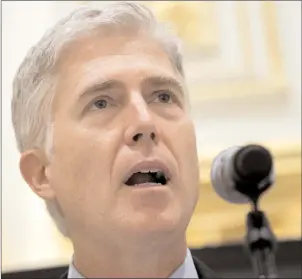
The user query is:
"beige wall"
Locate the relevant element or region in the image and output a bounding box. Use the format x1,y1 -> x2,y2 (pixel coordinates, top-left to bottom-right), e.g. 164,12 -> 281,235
2,1 -> 301,273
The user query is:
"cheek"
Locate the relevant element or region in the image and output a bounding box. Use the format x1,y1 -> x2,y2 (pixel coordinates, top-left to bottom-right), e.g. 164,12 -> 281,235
49,124 -> 117,201
167,118 -> 200,184
180,123 -> 199,176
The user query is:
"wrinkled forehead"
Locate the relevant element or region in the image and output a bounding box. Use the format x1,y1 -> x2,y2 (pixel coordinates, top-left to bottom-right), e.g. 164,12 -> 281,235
52,32 -> 184,107
56,30 -> 177,75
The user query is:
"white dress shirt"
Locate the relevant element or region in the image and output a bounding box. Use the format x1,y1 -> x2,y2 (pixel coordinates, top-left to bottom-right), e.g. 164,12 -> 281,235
68,248 -> 198,278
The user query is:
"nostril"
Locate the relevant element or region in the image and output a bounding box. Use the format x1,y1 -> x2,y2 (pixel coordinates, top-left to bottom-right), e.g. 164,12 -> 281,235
132,132 -> 156,142
150,132 -> 155,140
133,133 -> 143,142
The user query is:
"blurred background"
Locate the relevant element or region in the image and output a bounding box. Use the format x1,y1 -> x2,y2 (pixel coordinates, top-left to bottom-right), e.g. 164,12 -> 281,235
2,1 -> 301,277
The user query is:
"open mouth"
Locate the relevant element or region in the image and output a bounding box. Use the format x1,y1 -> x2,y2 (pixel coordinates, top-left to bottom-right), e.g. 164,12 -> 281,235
125,170 -> 168,186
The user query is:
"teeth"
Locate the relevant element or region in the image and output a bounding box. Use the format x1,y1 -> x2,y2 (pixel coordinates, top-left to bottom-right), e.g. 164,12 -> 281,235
124,168 -> 169,185
139,170 -> 167,181
138,169 -> 162,174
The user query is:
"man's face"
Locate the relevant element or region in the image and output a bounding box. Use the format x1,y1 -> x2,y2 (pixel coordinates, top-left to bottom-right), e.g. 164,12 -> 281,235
49,32 -> 200,241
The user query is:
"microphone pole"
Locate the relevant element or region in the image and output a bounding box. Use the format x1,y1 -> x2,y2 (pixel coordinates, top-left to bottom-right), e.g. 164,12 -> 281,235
245,203 -> 278,278
234,146 -> 278,278
243,194 -> 278,278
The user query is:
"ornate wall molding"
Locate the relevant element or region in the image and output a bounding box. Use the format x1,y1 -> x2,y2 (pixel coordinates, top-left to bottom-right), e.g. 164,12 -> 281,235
146,1 -> 288,102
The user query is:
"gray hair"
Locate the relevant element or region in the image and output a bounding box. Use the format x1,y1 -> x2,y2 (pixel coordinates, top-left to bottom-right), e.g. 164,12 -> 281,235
11,2 -> 184,237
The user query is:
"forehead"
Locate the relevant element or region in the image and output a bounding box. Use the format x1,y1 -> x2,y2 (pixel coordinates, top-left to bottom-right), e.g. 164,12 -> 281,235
58,32 -> 178,81
53,32 -> 182,108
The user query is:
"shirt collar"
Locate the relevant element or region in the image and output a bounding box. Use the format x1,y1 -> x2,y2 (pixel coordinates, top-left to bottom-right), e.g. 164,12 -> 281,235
170,248 -> 199,278
68,248 -> 198,278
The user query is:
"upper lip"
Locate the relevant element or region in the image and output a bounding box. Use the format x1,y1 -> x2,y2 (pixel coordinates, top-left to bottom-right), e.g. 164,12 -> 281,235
123,159 -> 172,184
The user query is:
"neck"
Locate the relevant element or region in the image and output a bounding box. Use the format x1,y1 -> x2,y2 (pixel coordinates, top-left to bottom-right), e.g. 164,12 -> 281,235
72,233 -> 187,278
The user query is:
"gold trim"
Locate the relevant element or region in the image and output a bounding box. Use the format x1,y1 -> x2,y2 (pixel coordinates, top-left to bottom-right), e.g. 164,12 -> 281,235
188,1 -> 288,102
236,2 -> 254,75
261,1 -> 285,79
144,1 -> 219,52
190,76 -> 288,102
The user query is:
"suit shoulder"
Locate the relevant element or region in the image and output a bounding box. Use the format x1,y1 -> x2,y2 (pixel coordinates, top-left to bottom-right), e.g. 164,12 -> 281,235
60,269 -> 68,279
193,255 -> 219,278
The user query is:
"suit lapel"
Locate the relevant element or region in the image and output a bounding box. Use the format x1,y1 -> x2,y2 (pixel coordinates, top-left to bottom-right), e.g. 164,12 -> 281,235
60,270 -> 68,279
192,255 -> 218,278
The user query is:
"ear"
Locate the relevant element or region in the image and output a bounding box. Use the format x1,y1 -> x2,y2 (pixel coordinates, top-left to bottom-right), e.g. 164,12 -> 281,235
20,149 -> 55,200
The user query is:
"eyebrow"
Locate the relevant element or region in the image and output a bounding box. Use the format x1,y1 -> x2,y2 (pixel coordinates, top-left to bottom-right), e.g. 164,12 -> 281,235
78,75 -> 185,101
142,76 -> 185,95
78,79 -> 123,100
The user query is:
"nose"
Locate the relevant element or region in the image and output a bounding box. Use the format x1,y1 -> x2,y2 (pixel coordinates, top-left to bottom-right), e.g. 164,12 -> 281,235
124,98 -> 159,147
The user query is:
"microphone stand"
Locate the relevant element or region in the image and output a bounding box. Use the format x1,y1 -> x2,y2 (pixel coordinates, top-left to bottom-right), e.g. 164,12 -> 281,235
245,200 -> 278,278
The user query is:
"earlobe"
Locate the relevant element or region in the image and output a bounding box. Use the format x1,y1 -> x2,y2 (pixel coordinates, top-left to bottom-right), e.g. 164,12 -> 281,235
19,149 -> 56,200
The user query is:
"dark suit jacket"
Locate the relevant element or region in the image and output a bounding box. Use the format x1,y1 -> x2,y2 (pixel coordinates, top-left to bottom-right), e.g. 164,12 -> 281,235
60,255 -> 217,278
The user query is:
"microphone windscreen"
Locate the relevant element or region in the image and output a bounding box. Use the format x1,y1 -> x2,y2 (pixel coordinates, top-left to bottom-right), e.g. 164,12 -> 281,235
210,145 -> 275,204
210,146 -> 252,204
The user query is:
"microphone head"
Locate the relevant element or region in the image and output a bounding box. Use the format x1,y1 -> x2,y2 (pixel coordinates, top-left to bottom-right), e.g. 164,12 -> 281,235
210,145 -> 274,204
234,145 -> 273,183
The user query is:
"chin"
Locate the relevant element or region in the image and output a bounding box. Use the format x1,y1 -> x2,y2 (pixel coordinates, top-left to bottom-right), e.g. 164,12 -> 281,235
116,186 -> 195,237
126,206 -> 187,237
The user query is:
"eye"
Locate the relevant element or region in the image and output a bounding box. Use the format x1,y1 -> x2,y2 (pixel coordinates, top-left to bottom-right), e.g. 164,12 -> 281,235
154,91 -> 174,104
93,99 -> 108,109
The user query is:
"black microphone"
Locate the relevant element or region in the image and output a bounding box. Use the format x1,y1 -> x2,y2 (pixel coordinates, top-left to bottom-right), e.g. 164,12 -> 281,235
210,144 -> 275,204
211,144 -> 279,278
